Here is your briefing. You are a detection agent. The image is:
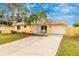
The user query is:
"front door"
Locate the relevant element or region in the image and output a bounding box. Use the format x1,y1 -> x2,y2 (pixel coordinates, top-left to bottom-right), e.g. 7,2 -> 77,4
41,25 -> 47,34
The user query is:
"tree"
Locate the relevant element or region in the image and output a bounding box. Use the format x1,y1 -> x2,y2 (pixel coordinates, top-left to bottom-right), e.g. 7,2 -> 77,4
18,4 -> 30,22
0,8 -> 5,24
6,3 -> 20,22
6,4 -> 47,25
29,11 -> 47,24
24,16 -> 29,23
29,12 -> 38,23
16,13 -> 22,22
6,3 -> 30,23
73,20 -> 79,27
37,11 -> 47,19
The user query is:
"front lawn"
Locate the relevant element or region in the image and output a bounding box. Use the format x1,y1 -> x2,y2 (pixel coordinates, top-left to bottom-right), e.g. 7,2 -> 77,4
56,36 -> 79,56
0,34 -> 30,44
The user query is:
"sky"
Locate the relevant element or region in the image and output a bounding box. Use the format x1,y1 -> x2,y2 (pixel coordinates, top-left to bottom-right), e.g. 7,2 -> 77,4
0,3 -> 79,27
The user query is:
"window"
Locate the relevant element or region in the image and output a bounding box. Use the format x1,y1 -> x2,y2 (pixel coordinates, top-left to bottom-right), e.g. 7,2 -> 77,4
24,25 -> 26,28
17,26 -> 20,30
41,26 -> 47,30
41,26 -> 43,30
41,25 -> 47,34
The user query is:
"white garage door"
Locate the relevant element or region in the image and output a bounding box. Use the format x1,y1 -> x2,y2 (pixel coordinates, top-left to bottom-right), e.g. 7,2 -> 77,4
52,26 -> 65,34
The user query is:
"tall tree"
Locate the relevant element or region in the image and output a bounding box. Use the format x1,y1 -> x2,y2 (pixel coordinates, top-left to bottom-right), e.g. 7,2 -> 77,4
6,3 -> 21,20
24,16 -> 29,23
29,12 -> 38,23
6,3 -> 30,23
18,4 -> 30,22
29,11 -> 47,24
16,13 -> 22,22
38,11 -> 47,19
0,8 -> 5,24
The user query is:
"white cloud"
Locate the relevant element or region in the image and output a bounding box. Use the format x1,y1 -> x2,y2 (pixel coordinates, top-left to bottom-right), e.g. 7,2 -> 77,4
53,15 -> 74,20
53,4 -> 74,13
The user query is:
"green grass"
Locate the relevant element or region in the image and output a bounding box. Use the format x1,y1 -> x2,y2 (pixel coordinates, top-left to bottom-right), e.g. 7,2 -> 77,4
56,36 -> 79,56
0,34 -> 30,44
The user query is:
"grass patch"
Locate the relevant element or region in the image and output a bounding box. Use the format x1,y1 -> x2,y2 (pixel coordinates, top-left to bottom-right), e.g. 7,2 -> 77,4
56,36 -> 79,56
0,33 -> 30,44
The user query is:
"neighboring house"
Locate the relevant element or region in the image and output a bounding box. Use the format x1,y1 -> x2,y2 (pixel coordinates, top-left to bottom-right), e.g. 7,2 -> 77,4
13,19 -> 66,35
0,24 -> 14,33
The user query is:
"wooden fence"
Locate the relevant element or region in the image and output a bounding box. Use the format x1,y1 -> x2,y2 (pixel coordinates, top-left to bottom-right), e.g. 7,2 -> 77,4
65,27 -> 79,36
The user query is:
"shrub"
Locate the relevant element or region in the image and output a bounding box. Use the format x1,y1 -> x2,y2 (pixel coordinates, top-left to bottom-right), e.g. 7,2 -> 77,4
11,30 -> 17,34
22,32 -> 26,34
0,30 -> 2,33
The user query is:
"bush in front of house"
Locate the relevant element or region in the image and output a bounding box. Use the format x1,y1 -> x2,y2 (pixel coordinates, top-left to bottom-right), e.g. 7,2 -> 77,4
11,30 -> 26,34
0,30 -> 2,33
11,30 -> 17,34
21,32 -> 26,34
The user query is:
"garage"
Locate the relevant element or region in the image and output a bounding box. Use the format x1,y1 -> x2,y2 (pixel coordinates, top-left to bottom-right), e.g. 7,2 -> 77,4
51,26 -> 65,35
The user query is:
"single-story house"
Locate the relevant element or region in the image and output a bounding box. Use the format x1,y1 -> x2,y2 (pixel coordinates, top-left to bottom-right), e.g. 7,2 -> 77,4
13,19 -> 66,35
0,24 -> 14,33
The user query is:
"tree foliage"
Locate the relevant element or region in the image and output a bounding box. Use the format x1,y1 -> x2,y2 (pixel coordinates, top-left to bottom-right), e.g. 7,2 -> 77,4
37,11 -> 47,19
29,11 -> 47,24
6,3 -> 30,23
73,20 -> 79,27
0,8 -> 5,24
0,4 -> 48,26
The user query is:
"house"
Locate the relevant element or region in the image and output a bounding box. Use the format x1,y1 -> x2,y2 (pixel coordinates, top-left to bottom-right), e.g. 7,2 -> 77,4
0,24 -> 14,33
47,20 -> 66,34
13,19 -> 66,35
13,22 -> 32,33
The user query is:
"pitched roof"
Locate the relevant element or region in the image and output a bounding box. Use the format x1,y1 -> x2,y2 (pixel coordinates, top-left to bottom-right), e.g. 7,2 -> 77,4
14,22 -> 25,26
50,20 -> 66,25
13,19 -> 66,26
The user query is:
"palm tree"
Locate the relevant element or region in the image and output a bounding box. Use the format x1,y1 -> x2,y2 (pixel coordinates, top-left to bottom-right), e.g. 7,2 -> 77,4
29,11 -> 47,24
29,12 -> 38,23
38,11 -> 47,19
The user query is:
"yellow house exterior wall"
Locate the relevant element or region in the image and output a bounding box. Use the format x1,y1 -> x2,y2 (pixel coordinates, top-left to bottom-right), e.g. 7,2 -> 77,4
0,24 -> 66,34
14,25 -> 33,33
1,26 -> 14,33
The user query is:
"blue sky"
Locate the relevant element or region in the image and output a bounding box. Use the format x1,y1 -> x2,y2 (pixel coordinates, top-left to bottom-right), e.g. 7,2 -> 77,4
1,3 -> 79,27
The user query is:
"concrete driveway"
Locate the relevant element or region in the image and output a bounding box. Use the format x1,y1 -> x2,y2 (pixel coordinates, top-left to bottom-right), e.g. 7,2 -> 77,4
0,35 -> 63,56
